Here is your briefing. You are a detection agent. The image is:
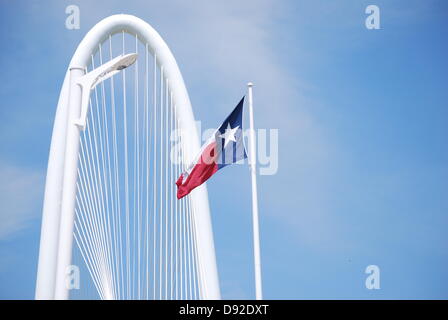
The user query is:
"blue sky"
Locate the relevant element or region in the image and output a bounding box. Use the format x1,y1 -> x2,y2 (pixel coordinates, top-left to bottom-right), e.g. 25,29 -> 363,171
1,0 -> 448,299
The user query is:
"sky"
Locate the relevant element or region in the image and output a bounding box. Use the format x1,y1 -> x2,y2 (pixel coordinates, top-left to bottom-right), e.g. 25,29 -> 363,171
1,0 -> 448,299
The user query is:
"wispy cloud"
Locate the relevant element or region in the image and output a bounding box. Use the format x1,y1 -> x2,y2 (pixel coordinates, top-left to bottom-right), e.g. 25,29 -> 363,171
0,162 -> 44,240
35,0 -> 337,250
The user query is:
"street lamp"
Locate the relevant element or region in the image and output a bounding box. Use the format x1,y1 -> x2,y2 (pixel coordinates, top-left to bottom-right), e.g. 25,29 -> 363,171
54,52 -> 137,299
74,53 -> 138,130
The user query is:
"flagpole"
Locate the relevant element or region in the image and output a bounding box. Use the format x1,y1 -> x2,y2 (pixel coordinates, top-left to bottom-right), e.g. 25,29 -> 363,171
247,82 -> 263,300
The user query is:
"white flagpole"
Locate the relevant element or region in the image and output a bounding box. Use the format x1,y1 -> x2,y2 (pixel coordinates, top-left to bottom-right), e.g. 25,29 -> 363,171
247,82 -> 263,300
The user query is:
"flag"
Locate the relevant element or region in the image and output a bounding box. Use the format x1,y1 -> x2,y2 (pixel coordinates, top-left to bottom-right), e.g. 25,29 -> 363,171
176,97 -> 247,199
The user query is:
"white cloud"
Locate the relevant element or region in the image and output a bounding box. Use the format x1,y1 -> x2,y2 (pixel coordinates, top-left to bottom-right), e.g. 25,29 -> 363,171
26,0 -> 351,253
0,163 -> 44,240
62,0 -> 341,249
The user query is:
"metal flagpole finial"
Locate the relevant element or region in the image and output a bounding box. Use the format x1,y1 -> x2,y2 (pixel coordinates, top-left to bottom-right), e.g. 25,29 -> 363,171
247,82 -> 254,87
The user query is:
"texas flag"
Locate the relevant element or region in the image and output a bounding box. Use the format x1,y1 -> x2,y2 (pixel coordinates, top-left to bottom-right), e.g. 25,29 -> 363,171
176,97 -> 247,199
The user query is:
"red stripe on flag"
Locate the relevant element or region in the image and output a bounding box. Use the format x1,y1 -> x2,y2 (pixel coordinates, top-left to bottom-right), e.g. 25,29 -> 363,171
176,141 -> 219,199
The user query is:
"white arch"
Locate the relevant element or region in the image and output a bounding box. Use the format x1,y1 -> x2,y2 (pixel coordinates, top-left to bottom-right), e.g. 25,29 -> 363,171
35,14 -> 220,300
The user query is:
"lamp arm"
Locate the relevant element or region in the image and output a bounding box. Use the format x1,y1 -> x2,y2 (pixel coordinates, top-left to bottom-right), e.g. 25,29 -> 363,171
73,53 -> 137,130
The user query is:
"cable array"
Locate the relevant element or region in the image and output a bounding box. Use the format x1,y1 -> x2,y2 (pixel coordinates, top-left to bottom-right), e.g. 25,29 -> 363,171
72,32 -> 201,300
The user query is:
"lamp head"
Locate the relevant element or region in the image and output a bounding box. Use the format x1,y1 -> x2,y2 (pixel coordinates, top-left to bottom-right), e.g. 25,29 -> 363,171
112,53 -> 138,71
91,53 -> 138,89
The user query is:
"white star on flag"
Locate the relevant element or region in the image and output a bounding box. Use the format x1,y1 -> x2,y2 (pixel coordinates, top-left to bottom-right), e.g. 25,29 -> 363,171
219,123 -> 239,147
